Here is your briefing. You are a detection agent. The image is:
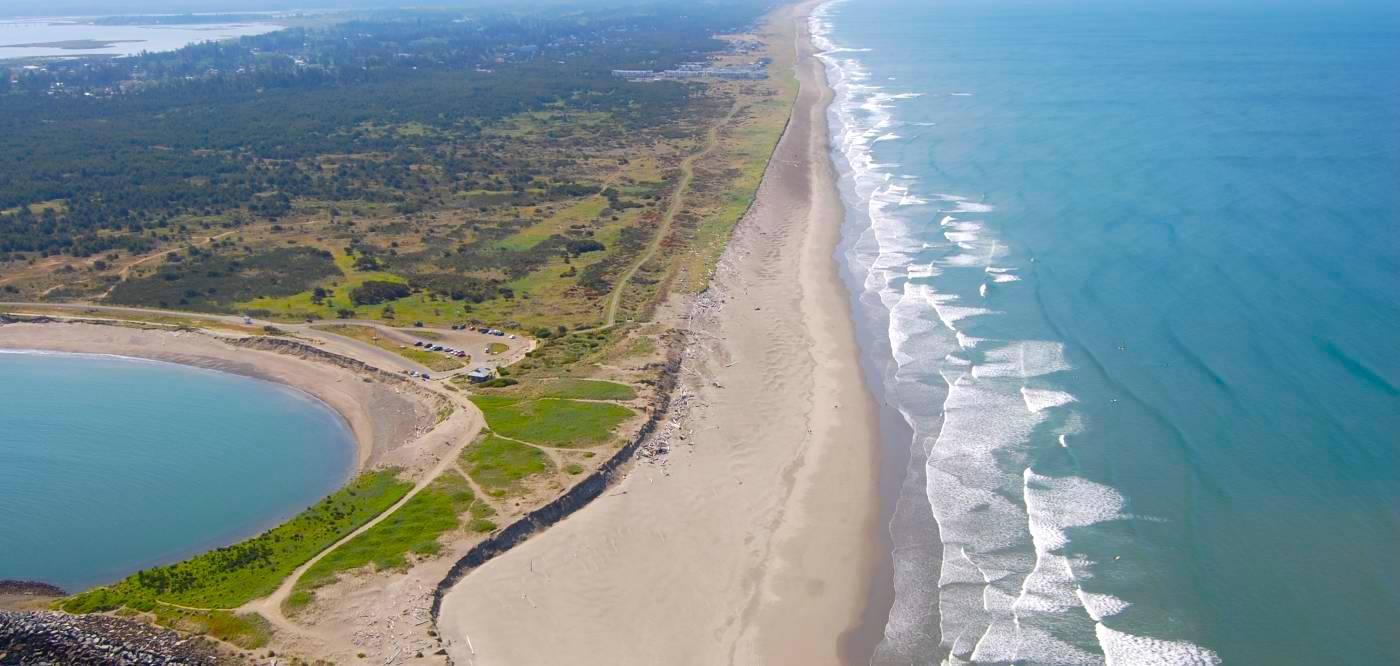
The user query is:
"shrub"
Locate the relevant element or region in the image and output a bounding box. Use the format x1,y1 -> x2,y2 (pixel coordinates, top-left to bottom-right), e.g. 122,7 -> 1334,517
350,280 -> 411,305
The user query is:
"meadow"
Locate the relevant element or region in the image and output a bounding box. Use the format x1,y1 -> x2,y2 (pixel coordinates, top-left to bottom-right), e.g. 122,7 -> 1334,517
460,434 -> 555,497
61,471 -> 411,613
470,396 -> 634,448
286,471 -> 487,612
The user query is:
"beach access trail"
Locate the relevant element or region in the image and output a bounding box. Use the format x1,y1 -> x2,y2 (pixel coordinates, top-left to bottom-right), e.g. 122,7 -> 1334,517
599,100 -> 741,330
435,2 -> 884,663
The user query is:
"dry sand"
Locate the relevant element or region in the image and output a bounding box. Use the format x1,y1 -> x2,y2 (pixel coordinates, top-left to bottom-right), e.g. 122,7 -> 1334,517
436,3 -> 883,664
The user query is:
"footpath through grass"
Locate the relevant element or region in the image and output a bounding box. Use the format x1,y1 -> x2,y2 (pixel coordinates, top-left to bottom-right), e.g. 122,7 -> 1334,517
470,395 -> 634,448
460,434 -> 554,497
61,471 -> 411,613
286,470 -> 490,612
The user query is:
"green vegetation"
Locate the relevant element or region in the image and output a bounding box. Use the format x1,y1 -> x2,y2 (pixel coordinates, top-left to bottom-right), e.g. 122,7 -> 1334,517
291,471 -> 478,601
470,396 -> 634,448
314,323 -> 465,371
468,518 -> 498,533
350,280 -> 411,306
150,607 -> 271,650
3,2 -> 797,644
62,471 -> 411,612
460,434 -> 553,496
0,3 -> 762,323
107,247 -> 339,311
530,378 -> 637,401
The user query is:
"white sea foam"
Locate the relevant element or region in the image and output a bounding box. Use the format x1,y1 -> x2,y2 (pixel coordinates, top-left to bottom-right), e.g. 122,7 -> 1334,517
1023,470 -> 1127,552
1095,625 -> 1223,666
956,331 -> 982,350
936,194 -> 996,213
908,262 -> 940,278
973,341 -> 1072,379
1080,592 -> 1130,620
924,289 -> 995,330
1021,387 -> 1078,412
812,4 -> 1222,663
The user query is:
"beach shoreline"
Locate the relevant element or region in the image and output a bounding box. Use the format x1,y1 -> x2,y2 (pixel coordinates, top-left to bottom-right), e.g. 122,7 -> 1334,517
435,2 -> 886,663
0,319 -> 438,474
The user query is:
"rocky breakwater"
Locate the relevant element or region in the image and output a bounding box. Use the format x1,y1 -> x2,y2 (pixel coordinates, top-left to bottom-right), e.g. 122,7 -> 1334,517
0,611 -> 222,665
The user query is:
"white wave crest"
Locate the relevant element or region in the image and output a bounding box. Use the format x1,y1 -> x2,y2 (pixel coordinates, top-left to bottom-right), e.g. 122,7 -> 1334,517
1095,625 -> 1222,666
1021,387 -> 1078,412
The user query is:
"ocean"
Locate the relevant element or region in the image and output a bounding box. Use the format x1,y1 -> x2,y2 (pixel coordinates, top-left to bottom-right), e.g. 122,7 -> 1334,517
0,351 -> 355,592
813,1 -> 1400,664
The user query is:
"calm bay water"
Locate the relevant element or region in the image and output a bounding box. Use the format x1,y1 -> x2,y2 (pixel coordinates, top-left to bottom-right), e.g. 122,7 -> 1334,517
0,351 -> 355,592
0,18 -> 280,60
816,1 -> 1399,663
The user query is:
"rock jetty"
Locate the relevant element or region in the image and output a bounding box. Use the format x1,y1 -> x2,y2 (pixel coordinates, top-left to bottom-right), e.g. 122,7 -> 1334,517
0,611 -> 221,665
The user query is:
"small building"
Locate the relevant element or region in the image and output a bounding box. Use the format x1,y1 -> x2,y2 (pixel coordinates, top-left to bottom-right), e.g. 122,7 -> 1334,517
466,367 -> 495,384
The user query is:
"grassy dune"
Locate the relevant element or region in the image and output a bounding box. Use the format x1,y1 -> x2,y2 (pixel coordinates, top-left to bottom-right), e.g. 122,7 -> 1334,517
286,471 -> 493,613
62,471 -> 411,613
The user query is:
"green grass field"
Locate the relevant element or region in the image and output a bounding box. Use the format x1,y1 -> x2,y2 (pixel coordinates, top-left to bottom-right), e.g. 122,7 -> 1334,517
529,378 -> 636,401
61,471 -> 411,613
150,607 -> 271,649
460,434 -> 554,496
290,471 -> 477,604
470,396 -> 634,448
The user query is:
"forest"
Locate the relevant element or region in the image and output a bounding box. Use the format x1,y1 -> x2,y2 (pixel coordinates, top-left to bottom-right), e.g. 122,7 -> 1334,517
0,3 -> 760,259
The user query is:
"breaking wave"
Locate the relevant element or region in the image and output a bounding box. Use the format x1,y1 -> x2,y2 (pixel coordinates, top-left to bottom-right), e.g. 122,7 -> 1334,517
810,2 -> 1221,664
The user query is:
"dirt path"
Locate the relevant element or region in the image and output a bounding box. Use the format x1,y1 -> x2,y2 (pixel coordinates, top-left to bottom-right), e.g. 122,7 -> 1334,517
0,302 -> 532,378
96,231 -> 239,300
238,389 -> 485,647
599,100 -> 742,329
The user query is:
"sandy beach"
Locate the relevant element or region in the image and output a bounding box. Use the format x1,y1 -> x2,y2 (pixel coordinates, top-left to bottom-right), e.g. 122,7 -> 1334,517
0,320 -> 440,472
436,2 -> 884,664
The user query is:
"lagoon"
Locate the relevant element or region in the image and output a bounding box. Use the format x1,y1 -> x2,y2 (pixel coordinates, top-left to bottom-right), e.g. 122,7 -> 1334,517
0,17 -> 281,60
0,351 -> 355,592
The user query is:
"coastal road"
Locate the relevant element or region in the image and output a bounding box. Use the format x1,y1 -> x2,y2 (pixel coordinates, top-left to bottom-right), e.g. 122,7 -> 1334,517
0,301 -> 531,378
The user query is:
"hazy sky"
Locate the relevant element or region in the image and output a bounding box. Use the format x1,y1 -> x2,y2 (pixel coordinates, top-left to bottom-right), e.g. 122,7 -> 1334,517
1,0 -> 412,18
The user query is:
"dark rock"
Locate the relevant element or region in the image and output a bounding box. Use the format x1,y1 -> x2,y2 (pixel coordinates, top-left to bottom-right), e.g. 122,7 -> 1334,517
0,611 -> 221,665
0,581 -> 66,598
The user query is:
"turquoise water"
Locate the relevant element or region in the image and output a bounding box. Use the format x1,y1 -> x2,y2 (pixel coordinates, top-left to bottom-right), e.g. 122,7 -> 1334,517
816,1 -> 1399,664
0,351 -> 355,592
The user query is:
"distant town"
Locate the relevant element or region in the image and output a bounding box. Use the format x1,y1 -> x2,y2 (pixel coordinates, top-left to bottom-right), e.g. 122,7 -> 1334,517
612,59 -> 769,81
